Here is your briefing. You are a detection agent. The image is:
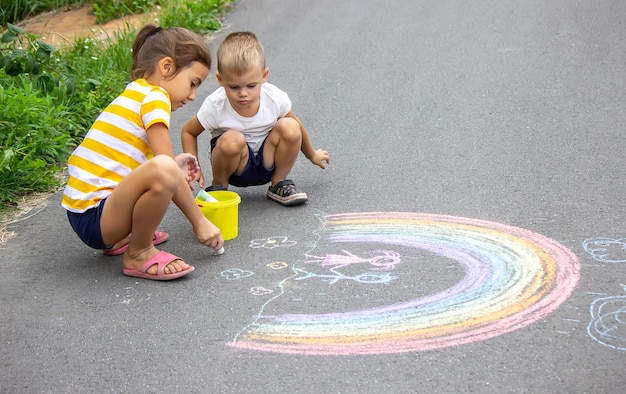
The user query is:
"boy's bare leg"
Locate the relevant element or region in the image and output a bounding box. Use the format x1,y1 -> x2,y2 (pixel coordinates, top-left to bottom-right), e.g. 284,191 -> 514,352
264,117 -> 302,186
210,130 -> 249,187
100,155 -> 191,275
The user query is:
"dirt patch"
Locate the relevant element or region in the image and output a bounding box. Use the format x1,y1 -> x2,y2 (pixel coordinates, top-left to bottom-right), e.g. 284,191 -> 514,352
16,5 -> 156,46
0,193 -> 52,248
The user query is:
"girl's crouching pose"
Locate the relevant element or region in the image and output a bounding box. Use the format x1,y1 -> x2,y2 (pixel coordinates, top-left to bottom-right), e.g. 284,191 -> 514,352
62,24 -> 223,280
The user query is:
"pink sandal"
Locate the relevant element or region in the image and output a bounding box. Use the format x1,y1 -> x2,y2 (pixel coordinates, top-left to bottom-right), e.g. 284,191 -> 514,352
103,230 -> 169,256
122,251 -> 194,280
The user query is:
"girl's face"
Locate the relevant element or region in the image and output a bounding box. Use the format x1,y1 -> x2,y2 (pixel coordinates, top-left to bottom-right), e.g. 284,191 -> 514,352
216,67 -> 269,117
157,61 -> 210,111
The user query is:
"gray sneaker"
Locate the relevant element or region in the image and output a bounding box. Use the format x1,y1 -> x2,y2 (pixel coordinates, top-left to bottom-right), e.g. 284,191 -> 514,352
205,184 -> 227,192
267,179 -> 308,206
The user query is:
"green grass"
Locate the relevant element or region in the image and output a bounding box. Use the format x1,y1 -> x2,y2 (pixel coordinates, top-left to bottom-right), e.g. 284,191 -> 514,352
0,1 -> 87,27
93,0 -> 156,24
0,1 -> 160,27
0,0 -> 233,213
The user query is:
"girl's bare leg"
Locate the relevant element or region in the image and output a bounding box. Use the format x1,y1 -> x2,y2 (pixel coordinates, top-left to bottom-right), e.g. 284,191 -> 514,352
210,130 -> 248,187
100,155 -> 191,275
263,117 -> 302,186
109,234 -> 131,251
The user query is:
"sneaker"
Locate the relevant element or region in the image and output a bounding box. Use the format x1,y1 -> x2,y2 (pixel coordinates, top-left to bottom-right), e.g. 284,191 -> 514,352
267,179 -> 308,206
205,184 -> 227,192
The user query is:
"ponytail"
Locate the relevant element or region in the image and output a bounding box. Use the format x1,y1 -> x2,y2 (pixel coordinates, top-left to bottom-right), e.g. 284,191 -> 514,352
131,24 -> 212,80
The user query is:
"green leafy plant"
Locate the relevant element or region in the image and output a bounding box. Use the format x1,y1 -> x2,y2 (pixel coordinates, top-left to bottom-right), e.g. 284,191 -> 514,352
0,24 -> 56,74
61,31 -> 136,139
159,0 -> 231,33
0,23 -> 68,95
0,80 -> 76,203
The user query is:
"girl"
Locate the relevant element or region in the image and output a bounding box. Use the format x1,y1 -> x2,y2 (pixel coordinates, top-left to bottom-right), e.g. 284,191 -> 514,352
62,24 -> 223,280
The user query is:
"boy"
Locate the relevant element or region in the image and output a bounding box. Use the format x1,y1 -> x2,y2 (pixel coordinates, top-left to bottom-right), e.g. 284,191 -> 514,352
181,32 -> 330,206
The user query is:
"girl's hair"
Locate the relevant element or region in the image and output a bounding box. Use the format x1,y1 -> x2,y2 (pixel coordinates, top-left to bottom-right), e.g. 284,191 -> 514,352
131,24 -> 212,80
217,31 -> 266,75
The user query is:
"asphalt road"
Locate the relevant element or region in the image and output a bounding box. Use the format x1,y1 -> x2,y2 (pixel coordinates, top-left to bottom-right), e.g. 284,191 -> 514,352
2,0 -> 626,392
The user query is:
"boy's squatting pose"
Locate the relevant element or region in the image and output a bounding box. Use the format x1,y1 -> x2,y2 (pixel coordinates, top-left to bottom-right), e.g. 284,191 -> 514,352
181,31 -> 330,206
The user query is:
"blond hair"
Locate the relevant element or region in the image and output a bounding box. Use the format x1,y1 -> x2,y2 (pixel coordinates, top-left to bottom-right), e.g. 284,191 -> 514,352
131,24 -> 212,80
217,32 -> 266,75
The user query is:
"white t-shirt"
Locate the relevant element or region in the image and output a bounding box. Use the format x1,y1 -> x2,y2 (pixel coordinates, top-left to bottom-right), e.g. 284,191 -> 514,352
196,82 -> 292,153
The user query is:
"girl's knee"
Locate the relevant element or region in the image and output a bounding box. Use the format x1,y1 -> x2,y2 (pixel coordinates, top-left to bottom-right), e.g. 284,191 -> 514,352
151,154 -> 177,170
149,155 -> 179,188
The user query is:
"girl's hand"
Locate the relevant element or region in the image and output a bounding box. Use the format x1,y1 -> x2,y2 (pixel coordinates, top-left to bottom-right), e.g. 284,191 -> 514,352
186,169 -> 206,190
175,153 -> 200,183
194,217 -> 224,251
310,149 -> 330,169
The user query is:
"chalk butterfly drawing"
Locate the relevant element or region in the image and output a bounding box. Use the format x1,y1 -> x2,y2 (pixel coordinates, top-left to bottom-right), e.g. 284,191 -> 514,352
304,250 -> 403,271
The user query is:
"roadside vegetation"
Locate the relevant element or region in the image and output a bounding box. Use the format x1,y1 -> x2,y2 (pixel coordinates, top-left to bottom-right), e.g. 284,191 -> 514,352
0,0 -> 232,214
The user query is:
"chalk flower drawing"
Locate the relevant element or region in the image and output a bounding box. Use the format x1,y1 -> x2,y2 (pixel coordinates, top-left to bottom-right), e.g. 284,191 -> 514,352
221,268 -> 254,281
267,261 -> 289,270
250,236 -> 297,249
250,287 -> 273,296
583,238 -> 626,263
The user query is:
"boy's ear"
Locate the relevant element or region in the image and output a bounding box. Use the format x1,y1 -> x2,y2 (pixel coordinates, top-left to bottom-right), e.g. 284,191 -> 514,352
215,71 -> 224,86
158,57 -> 175,78
262,67 -> 269,82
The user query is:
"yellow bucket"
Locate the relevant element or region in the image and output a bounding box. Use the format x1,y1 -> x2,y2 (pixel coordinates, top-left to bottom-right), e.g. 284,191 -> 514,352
196,191 -> 241,240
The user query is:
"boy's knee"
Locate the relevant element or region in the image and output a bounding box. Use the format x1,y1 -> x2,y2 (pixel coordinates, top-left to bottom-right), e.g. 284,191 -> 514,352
275,118 -> 302,142
277,117 -> 299,130
216,131 -> 247,155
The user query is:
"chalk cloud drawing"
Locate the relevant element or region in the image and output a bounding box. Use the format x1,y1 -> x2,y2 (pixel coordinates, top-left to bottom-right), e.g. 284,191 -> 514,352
250,236 -> 297,249
230,212 -> 581,356
583,238 -> 626,263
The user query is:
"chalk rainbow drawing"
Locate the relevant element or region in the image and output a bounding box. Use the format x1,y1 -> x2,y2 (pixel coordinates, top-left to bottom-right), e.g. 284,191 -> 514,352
230,212 -> 581,355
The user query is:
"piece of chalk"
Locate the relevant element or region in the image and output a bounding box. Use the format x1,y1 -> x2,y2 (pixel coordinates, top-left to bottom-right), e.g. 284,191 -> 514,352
213,246 -> 225,255
197,189 -> 219,203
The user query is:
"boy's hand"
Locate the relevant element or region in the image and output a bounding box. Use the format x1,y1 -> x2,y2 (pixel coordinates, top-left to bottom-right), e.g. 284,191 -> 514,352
310,149 -> 330,169
197,171 -> 206,189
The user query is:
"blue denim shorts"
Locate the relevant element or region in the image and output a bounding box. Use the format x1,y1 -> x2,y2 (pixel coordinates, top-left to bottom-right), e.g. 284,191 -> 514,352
66,199 -> 109,250
211,135 -> 274,187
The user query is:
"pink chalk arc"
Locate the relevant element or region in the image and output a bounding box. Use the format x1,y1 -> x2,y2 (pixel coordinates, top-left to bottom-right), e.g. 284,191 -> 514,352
230,212 -> 581,355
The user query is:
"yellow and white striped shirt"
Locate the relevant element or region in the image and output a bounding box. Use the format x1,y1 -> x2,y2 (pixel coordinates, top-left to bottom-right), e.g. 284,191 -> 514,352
62,79 -> 171,213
